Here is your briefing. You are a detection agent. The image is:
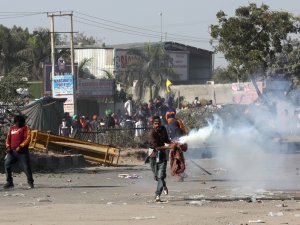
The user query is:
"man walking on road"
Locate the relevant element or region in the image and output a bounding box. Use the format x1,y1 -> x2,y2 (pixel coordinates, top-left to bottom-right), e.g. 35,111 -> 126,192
147,116 -> 173,202
4,115 -> 34,189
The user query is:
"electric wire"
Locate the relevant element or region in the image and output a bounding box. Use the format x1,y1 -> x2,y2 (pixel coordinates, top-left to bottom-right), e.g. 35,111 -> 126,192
0,10 -> 215,43
67,16 -> 211,43
0,12 -> 45,20
74,10 -> 210,41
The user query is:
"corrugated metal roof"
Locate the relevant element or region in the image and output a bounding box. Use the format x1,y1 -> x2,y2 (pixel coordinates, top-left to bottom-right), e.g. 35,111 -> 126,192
107,41 -> 213,54
57,41 -> 213,54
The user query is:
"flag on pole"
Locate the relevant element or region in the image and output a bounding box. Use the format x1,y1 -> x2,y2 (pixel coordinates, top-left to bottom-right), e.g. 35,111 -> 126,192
166,79 -> 172,92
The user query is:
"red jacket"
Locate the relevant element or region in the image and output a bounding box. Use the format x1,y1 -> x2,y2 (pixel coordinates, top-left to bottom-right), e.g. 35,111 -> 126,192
6,125 -> 31,152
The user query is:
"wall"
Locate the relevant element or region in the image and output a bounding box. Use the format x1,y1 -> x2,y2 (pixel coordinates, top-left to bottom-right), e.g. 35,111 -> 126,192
171,83 -> 238,105
74,48 -> 115,78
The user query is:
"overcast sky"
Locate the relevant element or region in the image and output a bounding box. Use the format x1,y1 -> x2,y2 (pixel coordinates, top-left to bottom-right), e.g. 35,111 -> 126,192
1,0 -> 300,67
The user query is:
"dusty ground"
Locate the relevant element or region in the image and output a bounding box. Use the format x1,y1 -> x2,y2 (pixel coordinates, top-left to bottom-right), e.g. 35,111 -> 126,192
1,149 -> 300,225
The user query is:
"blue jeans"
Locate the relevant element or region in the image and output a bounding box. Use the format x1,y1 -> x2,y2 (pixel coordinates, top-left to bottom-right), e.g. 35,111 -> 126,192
150,158 -> 167,196
4,150 -> 34,184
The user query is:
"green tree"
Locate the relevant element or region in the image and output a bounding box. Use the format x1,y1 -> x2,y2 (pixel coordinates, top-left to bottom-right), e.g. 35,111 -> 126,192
0,62 -> 29,111
58,32 -> 97,46
268,39 -> 300,89
117,43 -> 176,100
210,3 -> 299,80
0,25 -> 30,75
75,32 -> 97,45
78,58 -> 96,79
212,66 -> 238,84
18,28 -> 51,80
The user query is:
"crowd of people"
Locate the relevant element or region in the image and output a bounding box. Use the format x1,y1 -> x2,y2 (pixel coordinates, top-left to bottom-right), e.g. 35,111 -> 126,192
58,95 -> 185,138
3,95 -> 191,200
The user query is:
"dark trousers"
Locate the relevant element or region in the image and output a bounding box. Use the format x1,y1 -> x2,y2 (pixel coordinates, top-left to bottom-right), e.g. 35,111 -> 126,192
4,150 -> 34,184
150,159 -> 167,196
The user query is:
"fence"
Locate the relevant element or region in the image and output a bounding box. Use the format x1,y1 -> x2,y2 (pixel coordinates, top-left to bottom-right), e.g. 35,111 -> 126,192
74,127 -> 151,148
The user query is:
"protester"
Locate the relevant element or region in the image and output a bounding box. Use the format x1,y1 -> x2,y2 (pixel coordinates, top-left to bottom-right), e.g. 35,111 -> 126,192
58,118 -> 71,137
192,97 -> 200,107
80,116 -> 91,132
124,96 -> 133,117
71,115 -> 81,137
4,115 -> 34,189
105,109 -> 115,128
63,112 -> 72,128
153,96 -> 169,127
90,114 -> 99,132
147,116 -> 173,202
166,110 -> 188,182
135,116 -> 146,140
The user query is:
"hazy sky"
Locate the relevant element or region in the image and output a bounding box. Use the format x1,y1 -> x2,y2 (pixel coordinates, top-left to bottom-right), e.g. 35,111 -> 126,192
1,0 -> 300,67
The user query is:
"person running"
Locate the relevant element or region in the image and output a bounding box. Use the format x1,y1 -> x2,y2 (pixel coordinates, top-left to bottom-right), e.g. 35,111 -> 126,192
4,115 -> 34,189
147,116 -> 173,202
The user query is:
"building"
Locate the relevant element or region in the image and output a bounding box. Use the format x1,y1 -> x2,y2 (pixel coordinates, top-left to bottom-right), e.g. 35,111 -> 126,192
52,42 -> 213,117
73,41 -> 214,84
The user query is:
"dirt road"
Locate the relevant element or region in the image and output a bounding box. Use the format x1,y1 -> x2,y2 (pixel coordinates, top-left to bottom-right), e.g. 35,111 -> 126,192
1,151 -> 300,225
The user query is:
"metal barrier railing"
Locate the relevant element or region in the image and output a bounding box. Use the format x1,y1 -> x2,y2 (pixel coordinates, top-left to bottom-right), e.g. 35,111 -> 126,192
74,127 -> 151,147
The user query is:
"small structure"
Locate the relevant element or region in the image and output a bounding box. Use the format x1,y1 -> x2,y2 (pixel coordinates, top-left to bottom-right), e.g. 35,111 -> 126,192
21,97 -> 66,134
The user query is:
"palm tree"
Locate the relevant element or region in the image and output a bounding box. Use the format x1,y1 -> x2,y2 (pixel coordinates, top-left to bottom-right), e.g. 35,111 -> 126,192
117,43 -> 177,100
16,28 -> 51,80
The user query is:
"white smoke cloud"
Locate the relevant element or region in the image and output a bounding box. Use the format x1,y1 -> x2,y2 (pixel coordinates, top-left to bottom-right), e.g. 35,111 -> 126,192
179,98 -> 300,192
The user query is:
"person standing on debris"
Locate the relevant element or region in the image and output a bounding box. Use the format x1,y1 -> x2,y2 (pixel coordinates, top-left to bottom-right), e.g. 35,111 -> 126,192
4,115 -> 34,189
147,116 -> 173,202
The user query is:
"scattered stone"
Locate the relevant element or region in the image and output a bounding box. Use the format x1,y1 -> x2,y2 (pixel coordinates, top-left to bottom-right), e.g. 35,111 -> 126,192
276,203 -> 288,207
268,212 -> 283,217
248,219 -> 265,223
118,174 -> 129,178
131,216 -> 156,220
4,193 -> 25,197
37,198 -> 52,202
188,200 -> 210,206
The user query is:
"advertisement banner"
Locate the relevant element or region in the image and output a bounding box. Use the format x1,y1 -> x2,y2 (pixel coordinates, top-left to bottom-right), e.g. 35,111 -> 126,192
168,51 -> 188,80
52,75 -> 74,115
115,49 -> 141,71
43,64 -> 78,95
78,79 -> 114,98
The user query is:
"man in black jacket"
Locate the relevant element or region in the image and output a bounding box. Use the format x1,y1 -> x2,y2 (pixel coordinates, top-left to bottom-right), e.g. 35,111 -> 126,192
147,116 -> 173,202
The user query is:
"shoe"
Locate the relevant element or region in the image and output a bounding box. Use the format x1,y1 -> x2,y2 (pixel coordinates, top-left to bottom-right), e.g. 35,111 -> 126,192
3,182 -> 14,189
155,195 -> 161,202
163,186 -> 168,195
28,183 -> 34,189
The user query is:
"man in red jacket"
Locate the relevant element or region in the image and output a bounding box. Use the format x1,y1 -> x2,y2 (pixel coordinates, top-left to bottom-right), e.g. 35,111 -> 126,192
4,115 -> 34,189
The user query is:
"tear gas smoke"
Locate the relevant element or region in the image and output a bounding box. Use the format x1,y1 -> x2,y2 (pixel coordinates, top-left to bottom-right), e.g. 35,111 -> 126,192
179,100 -> 300,192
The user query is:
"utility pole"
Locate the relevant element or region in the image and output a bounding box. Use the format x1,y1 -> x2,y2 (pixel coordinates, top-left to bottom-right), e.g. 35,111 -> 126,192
49,14 -> 55,88
69,12 -> 76,114
47,11 -> 77,115
160,13 -> 163,43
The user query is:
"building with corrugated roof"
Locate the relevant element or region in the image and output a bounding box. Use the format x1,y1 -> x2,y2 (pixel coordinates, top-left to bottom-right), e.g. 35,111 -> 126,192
73,41 -> 214,84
